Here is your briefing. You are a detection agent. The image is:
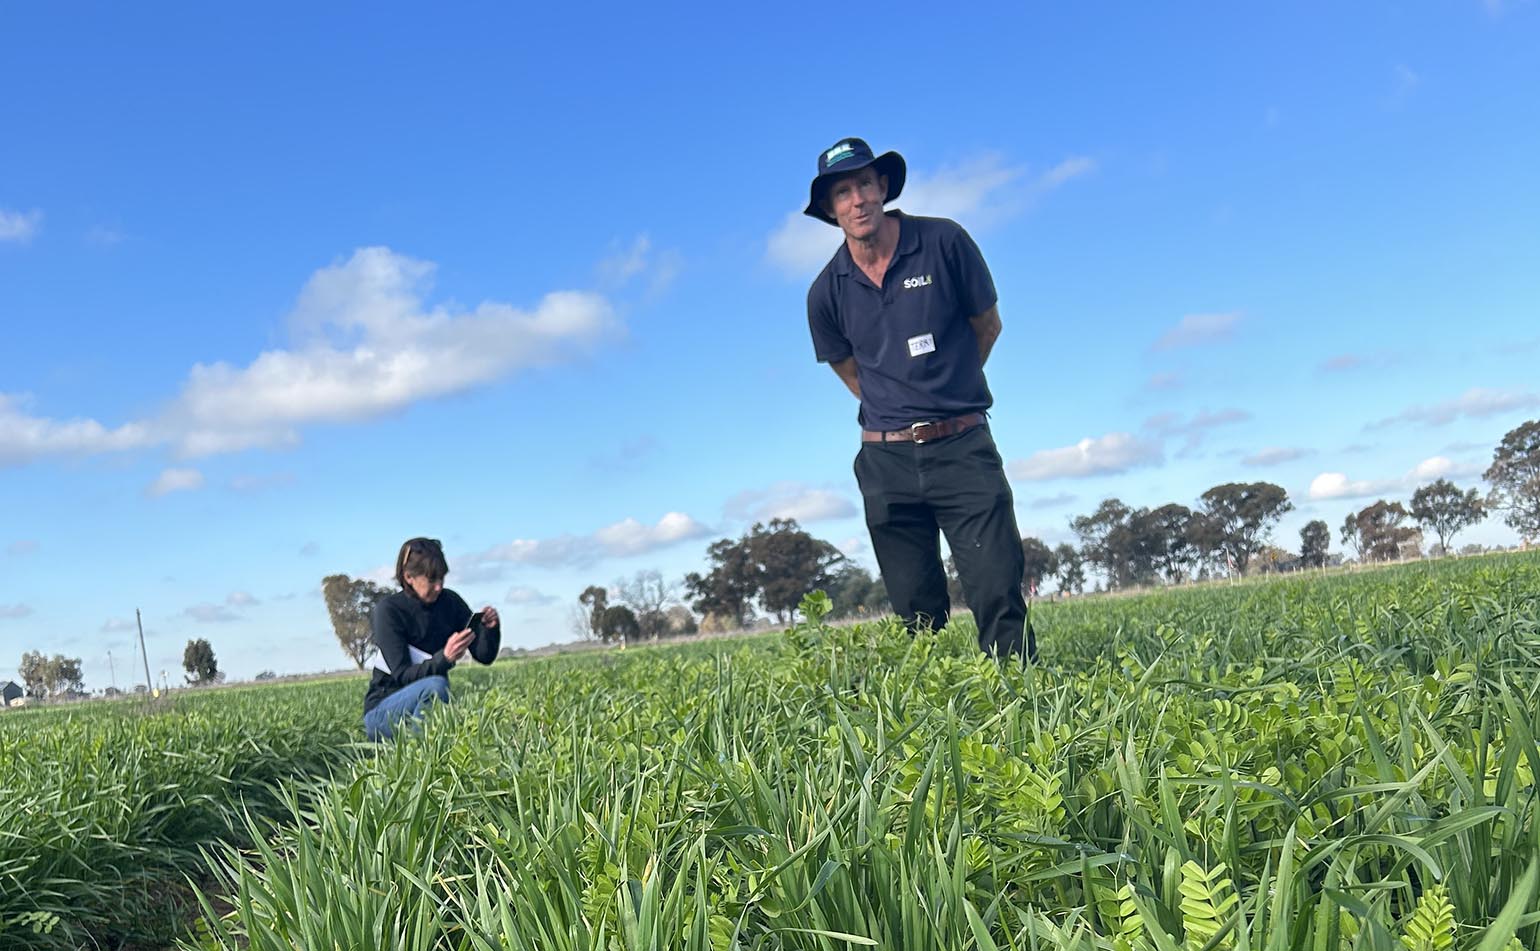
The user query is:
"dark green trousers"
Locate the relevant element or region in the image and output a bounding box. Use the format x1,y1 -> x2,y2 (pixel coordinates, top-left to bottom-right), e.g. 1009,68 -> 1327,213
854,425 -> 1034,659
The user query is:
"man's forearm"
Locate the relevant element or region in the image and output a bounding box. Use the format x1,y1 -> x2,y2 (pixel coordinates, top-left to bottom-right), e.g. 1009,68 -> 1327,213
830,357 -> 861,399
970,305 -> 1002,367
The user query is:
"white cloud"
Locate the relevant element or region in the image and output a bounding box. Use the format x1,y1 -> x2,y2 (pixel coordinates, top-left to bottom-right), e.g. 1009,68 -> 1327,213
596,234 -> 681,297
2,247 -> 622,469
598,235 -> 652,285
725,482 -> 857,524
1027,492 -> 1078,510
1144,408 -> 1251,453
1145,372 -> 1182,392
1008,433 -> 1163,481
1152,312 -> 1240,350
899,154 -> 1023,222
837,535 -> 872,561
1408,456 -> 1483,481
764,153 -> 1094,277
1370,387 -> 1540,429
299,541 -> 320,557
1035,157 -> 1097,190
471,511 -> 713,570
1307,472 -> 1402,501
226,591 -> 259,607
164,247 -> 617,456
0,603 -> 33,620
101,617 -> 137,633
0,393 -> 153,466
6,539 -> 39,556
0,208 -> 42,243
1243,447 -> 1314,467
504,586 -> 558,606
595,512 -> 712,556
184,603 -> 239,623
147,467 -> 204,497
1308,455 -> 1485,501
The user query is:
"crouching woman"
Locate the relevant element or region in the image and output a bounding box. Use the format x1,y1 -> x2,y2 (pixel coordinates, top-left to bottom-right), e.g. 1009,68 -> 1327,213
363,537 -> 501,741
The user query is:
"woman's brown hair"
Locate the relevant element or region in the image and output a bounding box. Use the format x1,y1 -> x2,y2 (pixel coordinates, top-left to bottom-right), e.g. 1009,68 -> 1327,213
395,537 -> 449,589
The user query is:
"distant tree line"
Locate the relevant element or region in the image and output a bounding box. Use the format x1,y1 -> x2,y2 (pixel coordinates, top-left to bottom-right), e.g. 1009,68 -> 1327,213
304,419 -> 1539,661
12,634 -> 224,701
569,418 -> 1540,637
17,651 -> 84,700
572,518 -> 887,644
1022,419 -> 1537,593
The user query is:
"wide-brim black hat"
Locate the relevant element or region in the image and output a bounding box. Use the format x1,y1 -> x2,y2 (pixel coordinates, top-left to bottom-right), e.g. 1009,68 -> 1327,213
803,137 -> 907,226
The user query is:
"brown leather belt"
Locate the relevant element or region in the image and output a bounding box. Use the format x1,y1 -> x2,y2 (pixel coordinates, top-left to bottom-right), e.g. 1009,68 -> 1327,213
862,413 -> 985,444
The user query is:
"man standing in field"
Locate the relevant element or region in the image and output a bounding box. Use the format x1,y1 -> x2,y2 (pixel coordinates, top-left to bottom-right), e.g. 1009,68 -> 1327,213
804,137 -> 1033,660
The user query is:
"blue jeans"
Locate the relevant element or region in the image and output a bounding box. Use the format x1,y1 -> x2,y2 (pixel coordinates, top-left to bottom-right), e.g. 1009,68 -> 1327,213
364,676 -> 450,741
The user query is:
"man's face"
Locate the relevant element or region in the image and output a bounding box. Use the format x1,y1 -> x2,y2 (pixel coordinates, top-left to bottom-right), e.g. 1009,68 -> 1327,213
824,168 -> 887,240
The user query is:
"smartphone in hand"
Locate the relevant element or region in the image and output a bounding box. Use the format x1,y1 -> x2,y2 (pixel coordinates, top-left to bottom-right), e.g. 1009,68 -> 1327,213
464,610 -> 487,641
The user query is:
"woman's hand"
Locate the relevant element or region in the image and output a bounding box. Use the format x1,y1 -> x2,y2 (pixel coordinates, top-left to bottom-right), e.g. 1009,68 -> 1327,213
480,606 -> 499,628
445,627 -> 475,662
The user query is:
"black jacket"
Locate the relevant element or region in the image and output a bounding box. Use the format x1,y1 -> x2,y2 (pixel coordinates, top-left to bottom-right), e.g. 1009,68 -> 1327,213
362,588 -> 500,713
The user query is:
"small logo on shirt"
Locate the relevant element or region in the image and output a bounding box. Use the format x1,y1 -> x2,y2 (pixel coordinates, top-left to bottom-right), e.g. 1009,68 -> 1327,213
907,333 -> 936,357
903,274 -> 933,290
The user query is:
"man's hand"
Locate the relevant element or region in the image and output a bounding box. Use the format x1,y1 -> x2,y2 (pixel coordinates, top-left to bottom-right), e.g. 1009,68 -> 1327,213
444,627 -> 475,662
479,606 -> 499,628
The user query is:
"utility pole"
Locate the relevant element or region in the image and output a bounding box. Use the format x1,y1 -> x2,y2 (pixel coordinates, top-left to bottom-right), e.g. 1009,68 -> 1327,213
136,609 -> 154,697
107,650 -> 117,692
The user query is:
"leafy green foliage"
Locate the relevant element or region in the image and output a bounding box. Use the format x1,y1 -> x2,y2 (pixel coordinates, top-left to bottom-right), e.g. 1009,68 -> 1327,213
1484,418 -> 1540,541
1179,860 -> 1238,949
1410,479 -> 1486,554
6,552 -> 1540,950
15,651 -> 83,699
1399,883 -> 1454,951
182,638 -> 220,685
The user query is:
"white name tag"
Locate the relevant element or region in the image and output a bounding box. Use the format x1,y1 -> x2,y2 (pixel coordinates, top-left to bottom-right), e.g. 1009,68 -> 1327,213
907,333 -> 936,357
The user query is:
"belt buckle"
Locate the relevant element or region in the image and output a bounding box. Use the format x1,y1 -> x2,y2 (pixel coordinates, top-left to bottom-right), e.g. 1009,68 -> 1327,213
910,420 -> 939,444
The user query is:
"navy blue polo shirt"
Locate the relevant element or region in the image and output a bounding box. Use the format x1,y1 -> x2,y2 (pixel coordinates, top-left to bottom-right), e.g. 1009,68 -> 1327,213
807,211 -> 998,432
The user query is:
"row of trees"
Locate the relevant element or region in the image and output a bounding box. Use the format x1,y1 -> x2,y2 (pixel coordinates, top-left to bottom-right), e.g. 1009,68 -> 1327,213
1051,482 -> 1295,591
13,638 -> 221,702
1018,418 -> 1540,594
315,420 -> 1539,656
572,519 -> 889,644
16,651 -> 84,700
1013,475 -> 1493,596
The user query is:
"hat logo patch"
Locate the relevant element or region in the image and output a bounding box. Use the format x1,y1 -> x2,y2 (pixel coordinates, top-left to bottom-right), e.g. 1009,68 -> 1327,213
825,143 -> 856,165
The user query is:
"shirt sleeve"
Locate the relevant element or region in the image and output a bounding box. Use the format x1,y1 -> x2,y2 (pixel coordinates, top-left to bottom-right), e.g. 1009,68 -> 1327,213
807,271 -> 852,364
470,608 -> 501,665
371,598 -> 453,689
944,223 -> 998,320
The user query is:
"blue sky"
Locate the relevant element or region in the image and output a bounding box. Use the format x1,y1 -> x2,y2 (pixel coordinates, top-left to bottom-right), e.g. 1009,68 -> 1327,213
3,3 -> 1538,689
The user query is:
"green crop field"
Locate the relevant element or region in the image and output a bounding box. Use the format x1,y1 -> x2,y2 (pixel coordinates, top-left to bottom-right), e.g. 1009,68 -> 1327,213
3,553 -> 1539,950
